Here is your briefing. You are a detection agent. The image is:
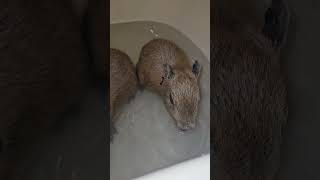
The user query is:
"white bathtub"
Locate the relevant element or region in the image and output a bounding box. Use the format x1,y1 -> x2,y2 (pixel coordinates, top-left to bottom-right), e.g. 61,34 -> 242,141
110,0 -> 210,60
110,1 -> 210,180
133,154 -> 210,180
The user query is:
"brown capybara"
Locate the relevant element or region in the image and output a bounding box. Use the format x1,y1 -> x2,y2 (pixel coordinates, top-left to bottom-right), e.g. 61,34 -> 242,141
211,0 -> 289,179
137,39 -> 201,131
0,0 -> 90,178
110,48 -> 138,141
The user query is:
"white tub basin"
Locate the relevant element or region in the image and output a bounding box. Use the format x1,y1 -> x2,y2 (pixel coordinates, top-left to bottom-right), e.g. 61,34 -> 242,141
110,21 -> 210,180
110,1 -> 210,180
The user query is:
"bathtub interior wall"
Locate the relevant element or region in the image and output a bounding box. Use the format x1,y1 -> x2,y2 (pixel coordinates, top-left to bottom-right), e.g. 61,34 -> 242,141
110,21 -> 210,180
110,0 -> 210,60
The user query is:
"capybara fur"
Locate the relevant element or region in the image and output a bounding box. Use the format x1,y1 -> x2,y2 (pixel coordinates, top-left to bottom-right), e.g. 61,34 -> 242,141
137,39 -> 201,131
211,0 -> 289,179
110,48 -> 138,141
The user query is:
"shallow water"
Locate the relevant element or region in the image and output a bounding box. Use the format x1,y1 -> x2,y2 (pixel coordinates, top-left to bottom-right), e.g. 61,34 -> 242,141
110,21 -> 210,180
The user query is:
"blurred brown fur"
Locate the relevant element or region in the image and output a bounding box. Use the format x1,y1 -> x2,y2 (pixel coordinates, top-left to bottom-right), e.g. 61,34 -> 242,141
211,0 -> 289,179
0,0 -> 90,178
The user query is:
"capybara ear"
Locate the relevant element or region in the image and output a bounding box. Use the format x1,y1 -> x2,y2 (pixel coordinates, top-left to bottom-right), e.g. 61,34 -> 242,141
192,60 -> 201,78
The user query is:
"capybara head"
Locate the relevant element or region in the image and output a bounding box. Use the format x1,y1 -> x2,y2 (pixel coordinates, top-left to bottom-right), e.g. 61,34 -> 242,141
161,61 -> 201,131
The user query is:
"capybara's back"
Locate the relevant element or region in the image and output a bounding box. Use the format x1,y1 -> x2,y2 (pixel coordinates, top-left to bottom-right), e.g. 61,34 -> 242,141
110,48 -> 138,120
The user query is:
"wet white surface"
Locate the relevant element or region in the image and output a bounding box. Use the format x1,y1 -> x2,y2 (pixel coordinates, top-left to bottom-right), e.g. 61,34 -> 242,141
133,154 -> 210,180
110,0 -> 210,59
110,21 -> 210,180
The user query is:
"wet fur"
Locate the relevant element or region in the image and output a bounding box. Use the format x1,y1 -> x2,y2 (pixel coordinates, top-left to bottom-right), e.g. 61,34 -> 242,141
137,39 -> 201,130
0,0 -> 90,178
211,0 -> 289,179
110,49 -> 138,141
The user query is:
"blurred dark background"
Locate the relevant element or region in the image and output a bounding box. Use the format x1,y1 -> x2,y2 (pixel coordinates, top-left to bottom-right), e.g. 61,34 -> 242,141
279,0 -> 320,179
4,0 -> 108,179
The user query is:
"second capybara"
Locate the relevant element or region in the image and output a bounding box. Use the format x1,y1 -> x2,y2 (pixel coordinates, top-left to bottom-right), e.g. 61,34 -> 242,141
110,48 -> 138,141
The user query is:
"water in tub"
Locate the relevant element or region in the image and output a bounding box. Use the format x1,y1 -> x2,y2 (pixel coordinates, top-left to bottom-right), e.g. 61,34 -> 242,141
110,21 -> 210,180
11,21 -> 209,180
